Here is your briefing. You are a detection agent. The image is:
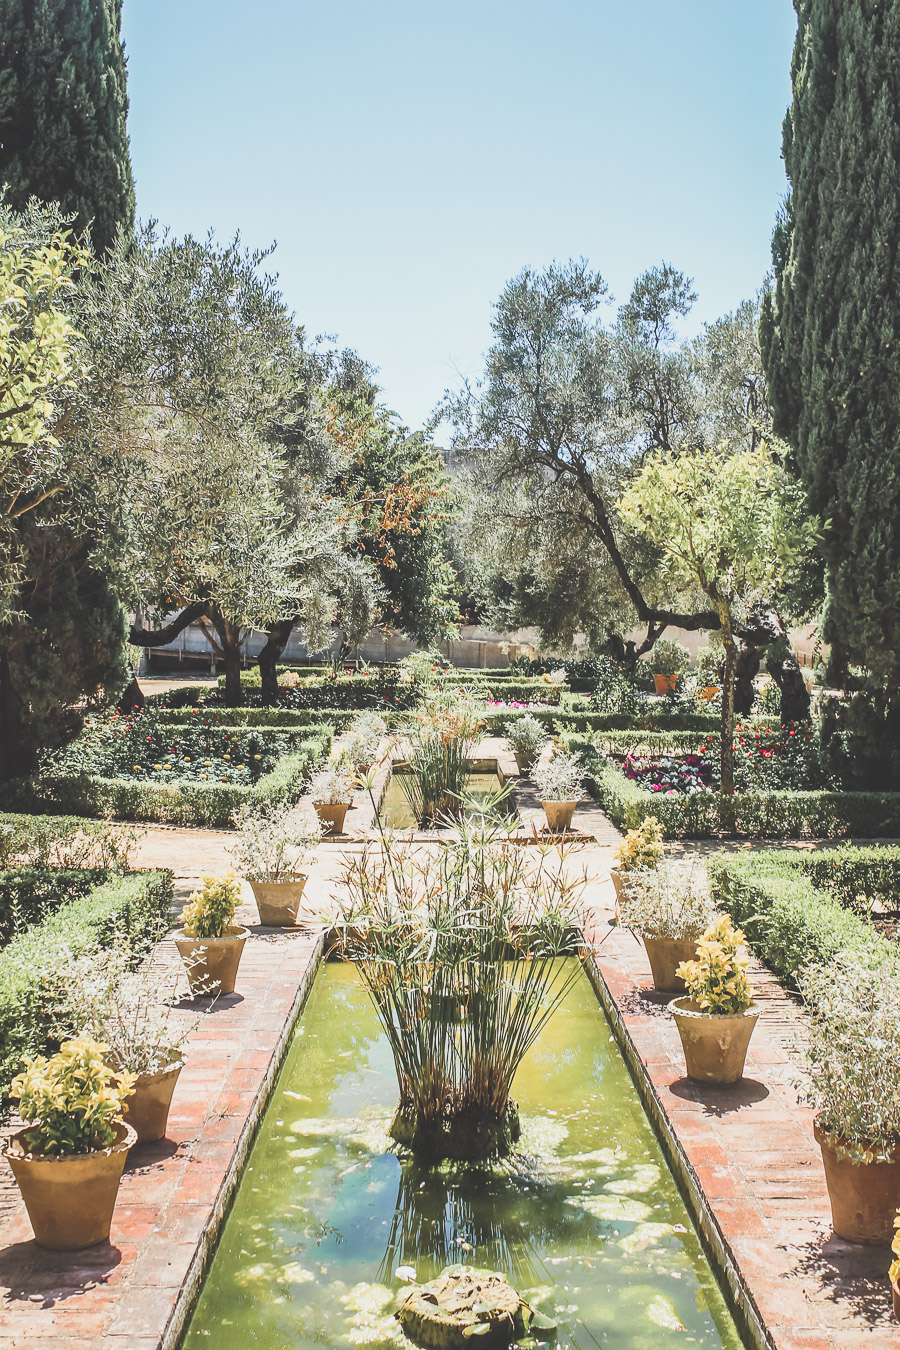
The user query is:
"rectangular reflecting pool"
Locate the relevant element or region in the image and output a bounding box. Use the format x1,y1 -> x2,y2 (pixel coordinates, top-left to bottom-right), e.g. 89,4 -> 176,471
181,962 -> 746,1350
377,759 -> 508,829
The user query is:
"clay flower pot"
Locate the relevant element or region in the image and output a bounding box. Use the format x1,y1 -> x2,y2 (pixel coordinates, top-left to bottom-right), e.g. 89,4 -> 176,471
892,1279 -> 900,1323
670,997 -> 759,1083
175,925 -> 248,997
314,802 -> 350,835
643,936 -> 700,993
122,1054 -> 185,1144
513,750 -> 537,776
4,1120 -> 136,1250
653,672 -> 679,695
249,876 -> 308,926
542,800 -> 577,833
814,1120 -> 900,1244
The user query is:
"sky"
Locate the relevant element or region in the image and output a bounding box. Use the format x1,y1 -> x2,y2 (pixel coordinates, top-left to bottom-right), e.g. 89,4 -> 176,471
121,1 -> 797,433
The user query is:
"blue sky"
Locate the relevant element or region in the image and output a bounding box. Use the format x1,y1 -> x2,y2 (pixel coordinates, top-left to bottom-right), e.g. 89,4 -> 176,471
121,1 -> 797,432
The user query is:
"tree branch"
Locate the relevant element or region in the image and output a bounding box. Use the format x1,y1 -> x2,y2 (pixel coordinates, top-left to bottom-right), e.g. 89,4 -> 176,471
129,600 -> 211,645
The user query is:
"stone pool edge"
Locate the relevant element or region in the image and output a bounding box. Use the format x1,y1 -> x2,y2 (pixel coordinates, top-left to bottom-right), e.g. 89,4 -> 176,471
160,928 -> 326,1350
581,942 -> 771,1350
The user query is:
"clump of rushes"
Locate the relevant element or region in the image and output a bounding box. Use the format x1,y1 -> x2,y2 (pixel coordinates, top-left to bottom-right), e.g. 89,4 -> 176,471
11,1036 -> 135,1156
613,816 -> 664,872
398,689 -> 484,825
338,810 -> 589,1162
676,915 -> 753,1014
181,874 -> 241,939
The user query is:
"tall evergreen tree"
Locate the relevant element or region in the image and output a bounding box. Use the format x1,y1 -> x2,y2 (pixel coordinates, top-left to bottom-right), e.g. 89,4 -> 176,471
761,0 -> 900,688
0,0 -> 134,253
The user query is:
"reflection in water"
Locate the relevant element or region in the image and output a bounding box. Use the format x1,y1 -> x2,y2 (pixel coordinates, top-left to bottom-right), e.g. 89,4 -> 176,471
182,963 -> 747,1350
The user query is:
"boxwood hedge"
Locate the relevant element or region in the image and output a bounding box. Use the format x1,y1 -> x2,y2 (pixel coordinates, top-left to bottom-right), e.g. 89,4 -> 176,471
0,867 -> 172,1100
0,867 -> 107,947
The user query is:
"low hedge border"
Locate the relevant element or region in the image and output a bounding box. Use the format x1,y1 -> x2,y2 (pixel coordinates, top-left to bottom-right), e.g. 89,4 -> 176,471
487,709 -> 777,735
0,867 -> 107,947
581,750 -> 900,839
4,729 -> 333,828
146,702 -> 355,730
707,850 -> 895,984
0,867 -> 173,1099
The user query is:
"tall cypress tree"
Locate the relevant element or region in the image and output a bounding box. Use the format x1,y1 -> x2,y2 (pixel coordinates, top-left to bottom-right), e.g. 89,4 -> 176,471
0,0 -> 134,253
761,0 -> 900,687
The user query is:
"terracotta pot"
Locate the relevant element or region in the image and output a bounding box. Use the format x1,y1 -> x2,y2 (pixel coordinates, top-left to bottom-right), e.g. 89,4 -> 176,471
249,876 -> 308,926
642,936 -> 700,993
892,1279 -> 900,1323
4,1120 -> 136,1250
670,997 -> 759,1083
314,802 -> 350,835
814,1120 -> 900,1244
174,925 -> 248,996
542,800 -> 577,833
653,672 -> 679,695
122,1055 -> 185,1144
513,750 -> 537,775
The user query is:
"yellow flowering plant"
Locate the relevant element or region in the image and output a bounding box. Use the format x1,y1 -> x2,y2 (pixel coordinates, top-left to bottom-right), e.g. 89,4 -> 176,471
890,1214 -> 900,1285
676,915 -> 753,1014
613,816 -> 664,873
10,1035 -> 135,1156
181,873 -> 241,938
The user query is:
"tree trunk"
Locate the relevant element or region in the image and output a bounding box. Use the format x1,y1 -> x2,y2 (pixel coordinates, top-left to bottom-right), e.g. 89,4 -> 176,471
738,604 -> 811,722
208,608 -> 244,707
0,646 -> 26,782
258,619 -> 295,704
118,675 -> 145,712
719,618 -> 737,833
733,644 -> 761,715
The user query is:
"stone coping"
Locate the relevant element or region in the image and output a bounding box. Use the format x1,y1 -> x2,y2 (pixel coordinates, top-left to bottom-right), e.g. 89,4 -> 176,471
0,921 -> 324,1350
583,908 -> 898,1350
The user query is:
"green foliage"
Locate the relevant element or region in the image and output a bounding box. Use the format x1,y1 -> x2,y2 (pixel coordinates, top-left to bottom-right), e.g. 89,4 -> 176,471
616,861 -> 710,941
0,812 -> 134,869
502,713 -> 548,758
398,691 -> 485,824
649,639 -> 690,676
612,816 -> 664,872
707,851 -> 894,984
761,0 -> 900,686
0,867 -> 106,946
0,868 -> 172,1099
3,730 -> 333,827
11,1035 -> 134,1157
0,0 -> 134,255
676,915 -> 753,1014
181,874 -> 240,939
231,805 -> 321,883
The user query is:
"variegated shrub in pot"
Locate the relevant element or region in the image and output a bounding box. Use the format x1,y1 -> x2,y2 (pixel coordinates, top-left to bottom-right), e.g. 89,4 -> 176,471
616,861 -> 710,992
3,1036 -> 136,1249
670,915 -> 758,1083
231,806 -> 322,926
532,751 -> 585,834
799,949 -> 900,1244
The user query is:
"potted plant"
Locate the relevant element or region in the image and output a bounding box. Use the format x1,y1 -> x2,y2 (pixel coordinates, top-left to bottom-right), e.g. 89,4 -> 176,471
695,644 -> 723,701
798,949 -> 900,1244
343,711 -> 387,773
51,936 -> 194,1145
231,806 -> 322,926
310,761 -> 356,835
649,638 -> 690,695
174,873 -> 247,997
891,1216 -> 900,1322
617,861 -> 710,992
3,1036 -> 137,1249
670,915 -> 758,1083
504,713 -> 549,775
609,816 -> 664,909
532,751 -> 584,833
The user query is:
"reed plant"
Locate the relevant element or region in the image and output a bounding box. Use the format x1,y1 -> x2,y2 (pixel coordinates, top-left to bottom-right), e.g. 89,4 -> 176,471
397,689 -> 485,825
338,808 -> 589,1162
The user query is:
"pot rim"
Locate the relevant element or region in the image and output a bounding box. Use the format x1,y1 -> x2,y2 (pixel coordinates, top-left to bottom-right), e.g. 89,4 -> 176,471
174,925 -> 248,944
132,1053 -> 186,1083
641,931 -> 704,945
541,799 -> 580,808
313,800 -> 352,809
669,996 -> 759,1020
247,873 -> 308,886
812,1117 -> 900,1158
4,1119 -> 137,1163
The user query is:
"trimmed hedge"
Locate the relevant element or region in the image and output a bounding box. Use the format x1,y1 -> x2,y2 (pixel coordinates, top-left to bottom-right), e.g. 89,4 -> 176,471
4,729 -> 332,827
0,812 -> 133,869
0,867 -> 107,947
0,867 -> 173,1099
148,704 -> 351,730
581,751 -> 900,839
708,850 -> 894,984
487,708 -> 775,735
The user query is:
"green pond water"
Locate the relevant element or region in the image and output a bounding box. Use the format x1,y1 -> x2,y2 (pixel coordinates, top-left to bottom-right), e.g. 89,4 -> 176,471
181,963 -> 746,1350
378,767 -> 507,828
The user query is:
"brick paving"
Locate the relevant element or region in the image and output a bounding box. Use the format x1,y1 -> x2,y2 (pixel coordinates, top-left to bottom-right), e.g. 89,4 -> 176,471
2,703 -> 898,1347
